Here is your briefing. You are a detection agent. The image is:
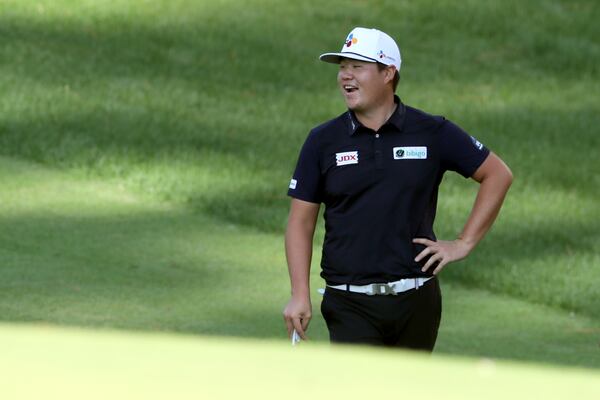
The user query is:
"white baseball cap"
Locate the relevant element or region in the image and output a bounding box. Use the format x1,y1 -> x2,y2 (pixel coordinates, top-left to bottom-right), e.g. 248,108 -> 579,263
319,27 -> 401,71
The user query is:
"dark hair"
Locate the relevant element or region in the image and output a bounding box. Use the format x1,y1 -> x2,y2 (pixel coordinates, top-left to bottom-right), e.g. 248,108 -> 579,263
377,63 -> 400,92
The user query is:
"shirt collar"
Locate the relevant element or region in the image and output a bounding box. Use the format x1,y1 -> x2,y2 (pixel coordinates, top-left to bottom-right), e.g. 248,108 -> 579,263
346,95 -> 406,136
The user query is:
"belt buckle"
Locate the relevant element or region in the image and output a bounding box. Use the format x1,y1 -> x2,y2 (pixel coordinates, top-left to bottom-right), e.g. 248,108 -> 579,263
367,283 -> 397,296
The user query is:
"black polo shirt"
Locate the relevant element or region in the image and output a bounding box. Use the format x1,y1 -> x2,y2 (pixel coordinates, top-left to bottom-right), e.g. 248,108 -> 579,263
287,96 -> 490,285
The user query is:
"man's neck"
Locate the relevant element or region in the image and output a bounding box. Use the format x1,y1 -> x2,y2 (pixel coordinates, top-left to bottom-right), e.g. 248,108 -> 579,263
354,95 -> 397,132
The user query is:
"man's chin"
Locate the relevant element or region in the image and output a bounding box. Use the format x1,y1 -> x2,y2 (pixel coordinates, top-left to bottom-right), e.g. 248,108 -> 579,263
344,99 -> 361,111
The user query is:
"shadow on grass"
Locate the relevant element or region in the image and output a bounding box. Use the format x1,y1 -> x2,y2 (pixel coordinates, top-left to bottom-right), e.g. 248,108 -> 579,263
1,2 -> 598,189
0,210 -> 278,329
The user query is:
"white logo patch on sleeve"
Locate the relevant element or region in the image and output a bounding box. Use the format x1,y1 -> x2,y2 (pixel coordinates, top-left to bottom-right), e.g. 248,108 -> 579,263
336,151 -> 359,166
470,136 -> 484,150
393,146 -> 427,160
289,178 -> 297,189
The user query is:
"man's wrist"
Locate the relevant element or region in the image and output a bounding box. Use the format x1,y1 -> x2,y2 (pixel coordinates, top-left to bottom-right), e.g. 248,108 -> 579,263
456,236 -> 477,252
291,286 -> 311,299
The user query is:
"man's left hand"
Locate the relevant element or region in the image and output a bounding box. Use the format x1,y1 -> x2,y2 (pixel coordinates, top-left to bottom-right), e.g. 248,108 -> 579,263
412,238 -> 473,275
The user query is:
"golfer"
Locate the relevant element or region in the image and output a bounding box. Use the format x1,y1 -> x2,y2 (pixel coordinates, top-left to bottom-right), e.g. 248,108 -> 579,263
283,27 -> 512,351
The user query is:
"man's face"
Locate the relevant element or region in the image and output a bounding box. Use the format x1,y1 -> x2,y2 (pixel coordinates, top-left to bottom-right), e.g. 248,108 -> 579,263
337,58 -> 390,112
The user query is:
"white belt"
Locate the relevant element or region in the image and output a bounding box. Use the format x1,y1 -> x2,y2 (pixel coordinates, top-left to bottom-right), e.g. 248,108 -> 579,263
327,277 -> 434,296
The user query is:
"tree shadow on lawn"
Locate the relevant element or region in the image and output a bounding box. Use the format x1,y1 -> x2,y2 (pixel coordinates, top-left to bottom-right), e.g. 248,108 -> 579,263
446,214 -> 600,348
0,211 -> 252,326
434,282 -> 600,370
0,8 -> 318,99
2,102 -> 597,231
2,7 -> 598,192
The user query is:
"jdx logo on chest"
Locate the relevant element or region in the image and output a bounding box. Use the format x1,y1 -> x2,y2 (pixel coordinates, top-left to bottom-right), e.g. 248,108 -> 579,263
336,151 -> 359,166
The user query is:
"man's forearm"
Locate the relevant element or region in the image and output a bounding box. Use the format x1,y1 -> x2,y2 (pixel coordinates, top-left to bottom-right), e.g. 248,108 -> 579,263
283,199 -> 320,338
414,153 -> 512,274
285,227 -> 313,298
285,199 -> 320,298
460,154 -> 513,249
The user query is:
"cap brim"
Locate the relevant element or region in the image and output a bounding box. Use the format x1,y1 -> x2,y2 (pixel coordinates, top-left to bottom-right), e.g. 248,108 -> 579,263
319,52 -> 378,64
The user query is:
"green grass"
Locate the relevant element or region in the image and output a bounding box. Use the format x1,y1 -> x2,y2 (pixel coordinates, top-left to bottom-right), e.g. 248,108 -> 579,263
0,0 -> 599,369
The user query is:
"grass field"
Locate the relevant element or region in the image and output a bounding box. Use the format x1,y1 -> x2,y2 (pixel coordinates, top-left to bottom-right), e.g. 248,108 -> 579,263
0,0 -> 599,371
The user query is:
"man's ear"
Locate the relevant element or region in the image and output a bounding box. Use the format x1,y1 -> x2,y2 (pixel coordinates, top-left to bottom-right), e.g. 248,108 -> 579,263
384,66 -> 397,84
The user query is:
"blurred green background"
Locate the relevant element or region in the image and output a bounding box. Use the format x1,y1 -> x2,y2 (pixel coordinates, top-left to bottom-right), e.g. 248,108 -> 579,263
0,0 -> 598,368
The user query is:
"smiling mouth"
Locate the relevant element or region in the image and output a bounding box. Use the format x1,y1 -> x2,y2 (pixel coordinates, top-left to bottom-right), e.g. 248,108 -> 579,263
344,85 -> 358,93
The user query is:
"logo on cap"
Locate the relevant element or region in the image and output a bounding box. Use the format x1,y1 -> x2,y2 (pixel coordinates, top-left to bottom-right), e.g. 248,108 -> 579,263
345,33 -> 358,47
378,50 -> 395,62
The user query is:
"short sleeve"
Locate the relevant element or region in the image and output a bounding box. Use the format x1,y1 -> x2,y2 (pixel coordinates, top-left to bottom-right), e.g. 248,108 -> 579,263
439,120 -> 490,178
287,130 -> 323,203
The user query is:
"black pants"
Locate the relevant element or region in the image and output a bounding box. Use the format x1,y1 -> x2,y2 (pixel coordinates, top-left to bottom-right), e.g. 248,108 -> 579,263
320,277 -> 442,352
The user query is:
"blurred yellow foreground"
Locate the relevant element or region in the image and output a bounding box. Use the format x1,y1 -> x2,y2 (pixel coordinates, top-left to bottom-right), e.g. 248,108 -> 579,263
1,324 -> 598,399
